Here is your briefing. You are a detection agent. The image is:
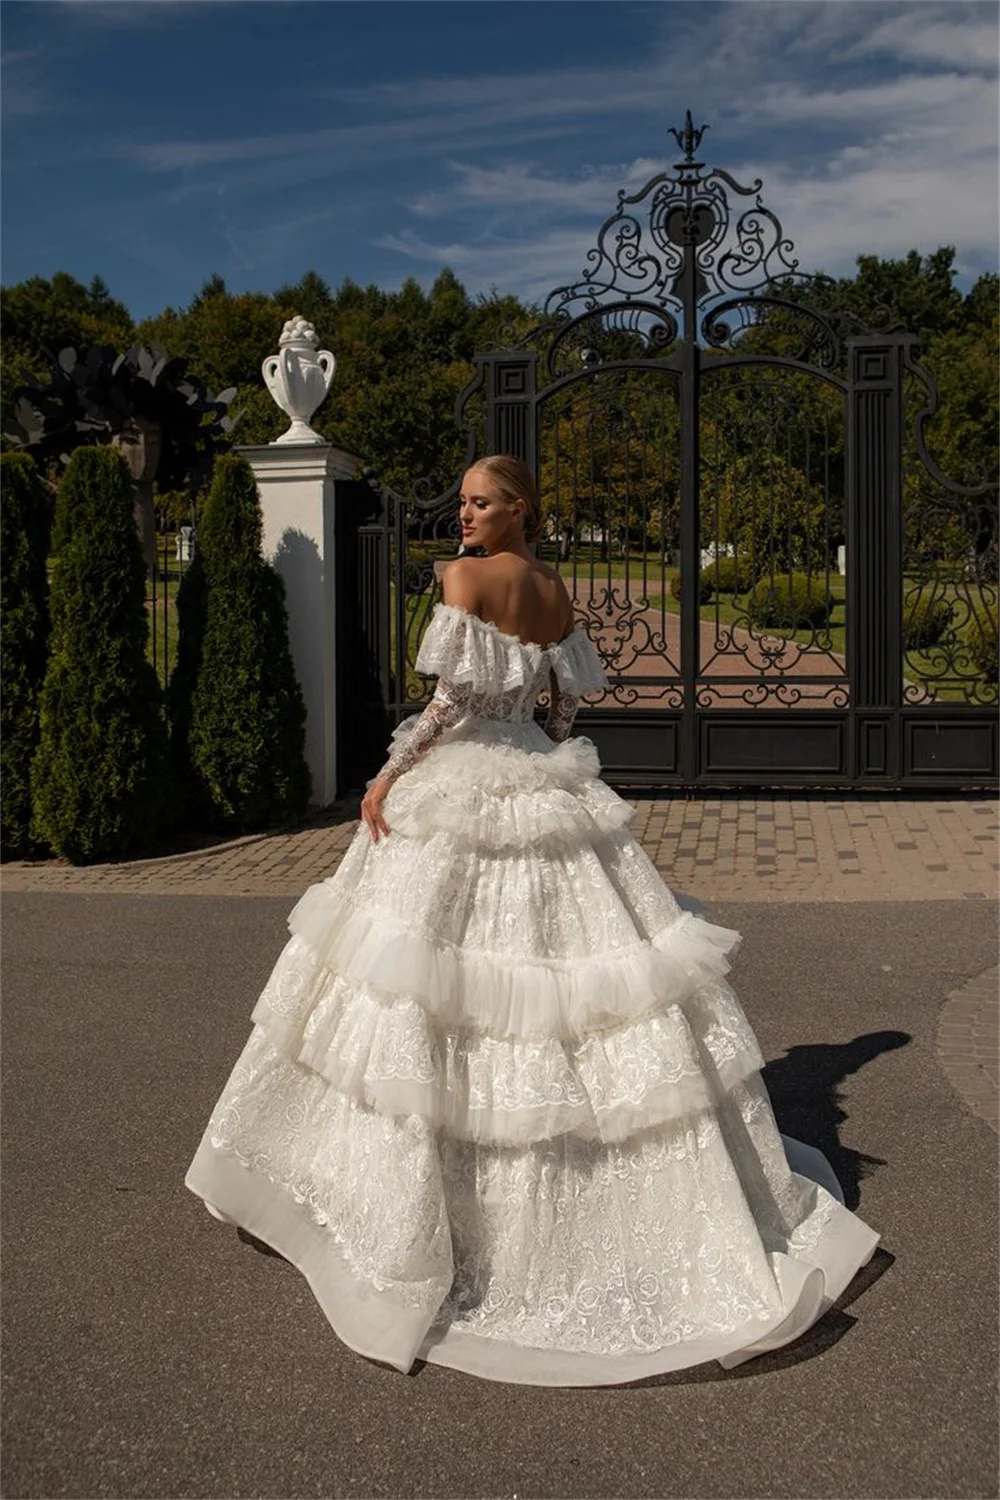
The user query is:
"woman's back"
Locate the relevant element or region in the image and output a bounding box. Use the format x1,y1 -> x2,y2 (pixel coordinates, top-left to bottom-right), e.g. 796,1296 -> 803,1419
446,552 -> 572,647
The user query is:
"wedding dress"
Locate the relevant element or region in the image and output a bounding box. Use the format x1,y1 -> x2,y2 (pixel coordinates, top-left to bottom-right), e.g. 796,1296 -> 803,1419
185,601 -> 879,1385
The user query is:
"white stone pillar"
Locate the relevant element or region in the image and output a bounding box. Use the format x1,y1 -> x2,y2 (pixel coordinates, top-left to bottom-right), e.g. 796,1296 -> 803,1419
238,443 -> 362,808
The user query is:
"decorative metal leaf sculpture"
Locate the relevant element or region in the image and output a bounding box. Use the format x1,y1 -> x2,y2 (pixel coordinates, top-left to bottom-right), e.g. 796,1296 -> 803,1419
3,343 -> 243,568
2,342 -> 241,491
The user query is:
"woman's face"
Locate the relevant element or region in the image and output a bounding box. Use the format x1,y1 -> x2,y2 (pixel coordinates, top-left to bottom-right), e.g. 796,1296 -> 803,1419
458,467 -> 524,552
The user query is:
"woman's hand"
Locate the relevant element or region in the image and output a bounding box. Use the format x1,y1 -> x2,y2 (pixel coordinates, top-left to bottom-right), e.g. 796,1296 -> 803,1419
360,778 -> 392,843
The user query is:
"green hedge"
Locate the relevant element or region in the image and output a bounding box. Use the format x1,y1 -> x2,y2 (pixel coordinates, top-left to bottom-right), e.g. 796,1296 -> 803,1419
966,606 -> 998,682
669,569 -> 714,605
699,555 -> 755,599
902,593 -> 953,651
172,455 -> 311,830
31,447 -> 168,863
747,573 -> 831,630
0,453 -> 51,857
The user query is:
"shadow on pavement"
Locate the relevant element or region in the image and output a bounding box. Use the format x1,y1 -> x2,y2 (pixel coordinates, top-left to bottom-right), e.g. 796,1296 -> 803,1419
603,1245 -> 896,1391
763,1029 -> 911,1209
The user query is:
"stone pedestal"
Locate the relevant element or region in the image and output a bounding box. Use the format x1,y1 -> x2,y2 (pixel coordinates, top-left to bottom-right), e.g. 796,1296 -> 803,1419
238,443 -> 362,808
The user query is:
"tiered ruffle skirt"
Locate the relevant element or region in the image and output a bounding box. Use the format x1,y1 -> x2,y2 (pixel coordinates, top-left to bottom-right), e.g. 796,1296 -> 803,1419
186,723 -> 879,1384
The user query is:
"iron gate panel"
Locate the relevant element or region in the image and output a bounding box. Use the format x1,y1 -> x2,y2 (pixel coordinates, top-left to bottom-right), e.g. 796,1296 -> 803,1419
343,114 -> 997,794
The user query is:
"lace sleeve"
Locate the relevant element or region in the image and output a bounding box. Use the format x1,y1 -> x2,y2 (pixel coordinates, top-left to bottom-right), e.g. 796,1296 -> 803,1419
544,667 -> 580,744
372,677 -> 474,789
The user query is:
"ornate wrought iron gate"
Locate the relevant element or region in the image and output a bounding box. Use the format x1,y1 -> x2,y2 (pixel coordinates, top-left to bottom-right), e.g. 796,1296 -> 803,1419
343,115 -> 998,792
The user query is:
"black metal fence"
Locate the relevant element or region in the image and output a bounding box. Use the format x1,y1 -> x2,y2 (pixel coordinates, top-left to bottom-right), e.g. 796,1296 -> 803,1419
146,525 -> 195,690
342,114 -> 998,793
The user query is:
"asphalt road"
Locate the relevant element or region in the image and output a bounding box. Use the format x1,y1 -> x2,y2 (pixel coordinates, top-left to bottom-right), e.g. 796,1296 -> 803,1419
1,891 -> 997,1500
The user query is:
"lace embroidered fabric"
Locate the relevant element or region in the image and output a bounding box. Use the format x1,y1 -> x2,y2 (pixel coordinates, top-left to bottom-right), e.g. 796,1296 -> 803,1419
374,604 -> 608,785
376,679 -> 475,789
185,602 -> 879,1384
544,668 -> 580,744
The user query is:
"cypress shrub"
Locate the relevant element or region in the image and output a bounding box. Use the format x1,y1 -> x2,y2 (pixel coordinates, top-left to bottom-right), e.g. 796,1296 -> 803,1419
167,549 -> 210,823
177,455 -> 311,830
1,454 -> 52,857
30,447 -> 168,863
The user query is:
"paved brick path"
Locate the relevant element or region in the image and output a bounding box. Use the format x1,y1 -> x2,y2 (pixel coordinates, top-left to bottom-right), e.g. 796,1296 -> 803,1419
3,793 -> 995,904
936,966 -> 1000,1134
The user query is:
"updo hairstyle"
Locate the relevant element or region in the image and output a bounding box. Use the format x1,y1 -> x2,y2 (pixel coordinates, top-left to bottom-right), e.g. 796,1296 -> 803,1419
469,454 -> 544,542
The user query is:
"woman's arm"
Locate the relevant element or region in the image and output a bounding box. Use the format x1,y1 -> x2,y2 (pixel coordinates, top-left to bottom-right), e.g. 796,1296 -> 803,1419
544,669 -> 581,743
360,563 -> 480,841
372,676 -> 475,790
544,592 -> 581,743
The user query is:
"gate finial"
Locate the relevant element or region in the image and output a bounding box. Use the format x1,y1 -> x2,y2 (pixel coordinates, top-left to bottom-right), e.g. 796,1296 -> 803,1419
668,109 -> 709,163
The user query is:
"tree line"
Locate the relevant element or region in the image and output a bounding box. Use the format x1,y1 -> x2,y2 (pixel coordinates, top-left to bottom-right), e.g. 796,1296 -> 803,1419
2,248 -> 996,522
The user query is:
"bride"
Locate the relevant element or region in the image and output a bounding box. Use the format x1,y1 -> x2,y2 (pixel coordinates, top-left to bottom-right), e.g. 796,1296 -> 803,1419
186,453 -> 879,1385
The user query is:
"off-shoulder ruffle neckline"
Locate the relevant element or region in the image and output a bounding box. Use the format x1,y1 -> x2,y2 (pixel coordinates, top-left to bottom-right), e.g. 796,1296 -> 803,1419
433,601 -> 575,654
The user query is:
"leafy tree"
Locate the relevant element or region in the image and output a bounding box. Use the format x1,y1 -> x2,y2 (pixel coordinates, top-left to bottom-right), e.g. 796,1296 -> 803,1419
139,277 -> 295,395
898,275 -> 998,572
539,376 -> 682,558
778,247 -> 968,348
702,451 -> 830,577
272,270 -> 335,332
31,446 -> 168,863
1,272 -> 134,422
4,247 -> 991,580
1,453 -> 52,857
175,454 -> 311,830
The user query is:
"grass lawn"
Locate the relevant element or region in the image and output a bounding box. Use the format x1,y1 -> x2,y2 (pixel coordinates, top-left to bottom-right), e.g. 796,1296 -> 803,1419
392,567 -> 994,704
147,558 -> 992,705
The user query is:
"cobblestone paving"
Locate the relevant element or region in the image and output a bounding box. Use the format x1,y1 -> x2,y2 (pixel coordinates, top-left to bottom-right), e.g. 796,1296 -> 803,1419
3,793 -> 995,904
936,965 -> 1000,1134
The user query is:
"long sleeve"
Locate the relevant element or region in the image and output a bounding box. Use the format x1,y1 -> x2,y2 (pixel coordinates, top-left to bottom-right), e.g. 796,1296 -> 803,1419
372,676 -> 474,790
544,667 -> 581,743
545,627 -> 608,741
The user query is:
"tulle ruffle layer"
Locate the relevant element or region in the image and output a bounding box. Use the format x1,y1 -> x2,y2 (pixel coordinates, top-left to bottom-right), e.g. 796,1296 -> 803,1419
284,886 -> 741,1043
415,603 -> 608,698
251,928 -> 762,1144
383,732 -> 635,852
186,1035 -> 880,1381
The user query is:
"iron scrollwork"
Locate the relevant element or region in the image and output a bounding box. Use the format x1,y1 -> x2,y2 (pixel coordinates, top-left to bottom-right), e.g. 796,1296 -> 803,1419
541,108 -> 810,335
351,109 -> 996,788
900,346 -> 998,707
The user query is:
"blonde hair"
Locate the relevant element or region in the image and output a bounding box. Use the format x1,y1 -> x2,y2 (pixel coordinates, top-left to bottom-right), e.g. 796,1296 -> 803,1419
469,454 -> 543,542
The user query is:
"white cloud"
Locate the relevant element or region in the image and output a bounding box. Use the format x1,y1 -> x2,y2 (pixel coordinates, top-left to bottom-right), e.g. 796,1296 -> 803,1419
0,49 -> 54,118
851,8 -> 998,72
372,2 -> 997,297
74,0 -> 997,298
374,227 -> 606,310
405,157 -> 663,218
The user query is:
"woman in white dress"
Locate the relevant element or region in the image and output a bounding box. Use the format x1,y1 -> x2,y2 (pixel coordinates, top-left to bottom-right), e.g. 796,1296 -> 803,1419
186,454 -> 879,1386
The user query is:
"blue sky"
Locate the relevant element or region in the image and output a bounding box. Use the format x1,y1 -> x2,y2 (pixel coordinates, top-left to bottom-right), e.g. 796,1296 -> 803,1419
2,0 -> 997,322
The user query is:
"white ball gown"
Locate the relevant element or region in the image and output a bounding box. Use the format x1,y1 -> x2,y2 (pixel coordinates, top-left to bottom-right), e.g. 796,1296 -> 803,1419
186,601 -> 879,1385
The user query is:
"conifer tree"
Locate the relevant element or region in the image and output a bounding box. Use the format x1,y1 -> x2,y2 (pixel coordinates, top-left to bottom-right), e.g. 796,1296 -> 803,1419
1,453 -> 51,857
31,446 -> 168,863
176,454 -> 311,830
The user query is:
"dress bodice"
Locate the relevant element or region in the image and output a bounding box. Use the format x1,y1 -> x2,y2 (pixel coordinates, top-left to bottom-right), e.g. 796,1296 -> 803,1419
415,603 -> 608,724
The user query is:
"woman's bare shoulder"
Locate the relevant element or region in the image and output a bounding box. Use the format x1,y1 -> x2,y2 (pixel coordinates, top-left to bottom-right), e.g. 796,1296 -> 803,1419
441,556 -> 483,611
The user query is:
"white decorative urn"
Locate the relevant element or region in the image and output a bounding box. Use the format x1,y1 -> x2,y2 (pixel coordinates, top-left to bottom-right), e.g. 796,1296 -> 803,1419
262,316 -> 336,445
